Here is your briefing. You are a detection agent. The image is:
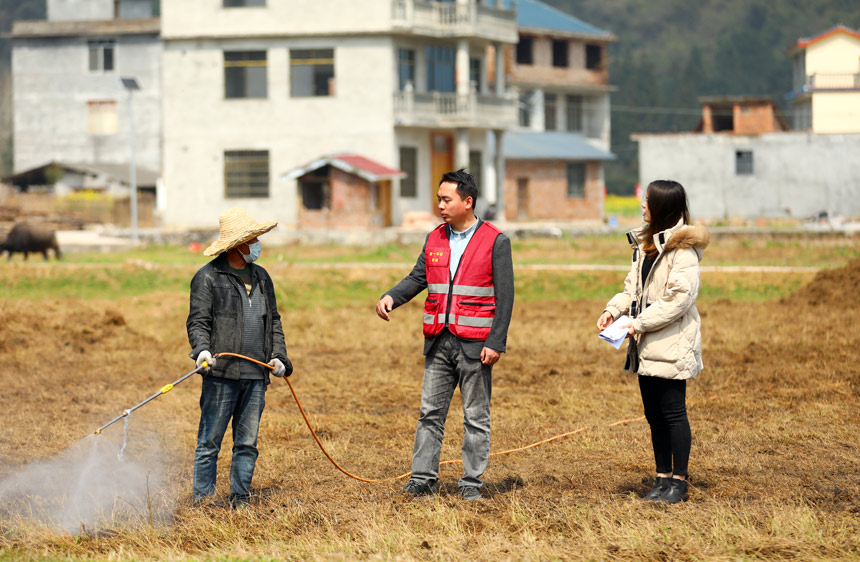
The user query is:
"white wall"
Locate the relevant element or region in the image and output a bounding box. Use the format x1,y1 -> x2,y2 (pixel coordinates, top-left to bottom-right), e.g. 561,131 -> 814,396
12,35 -> 162,173
161,0 -> 392,39
161,36 -> 398,228
48,0 -> 113,21
637,132 -> 860,219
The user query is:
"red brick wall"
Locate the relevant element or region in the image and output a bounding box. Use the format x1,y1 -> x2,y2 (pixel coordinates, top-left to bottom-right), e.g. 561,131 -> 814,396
504,160 -> 603,221
507,38 -> 609,89
733,103 -> 780,135
297,168 -> 382,230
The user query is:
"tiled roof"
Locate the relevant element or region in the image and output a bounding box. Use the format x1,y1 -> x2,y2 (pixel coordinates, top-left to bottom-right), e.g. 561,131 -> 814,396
503,131 -> 615,161
790,24 -> 860,53
517,0 -> 613,39
281,154 -> 405,183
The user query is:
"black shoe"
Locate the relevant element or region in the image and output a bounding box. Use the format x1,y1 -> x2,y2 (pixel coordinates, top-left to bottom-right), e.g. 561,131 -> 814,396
229,494 -> 251,509
458,486 -> 482,501
659,478 -> 689,504
402,479 -> 439,497
642,477 -> 671,501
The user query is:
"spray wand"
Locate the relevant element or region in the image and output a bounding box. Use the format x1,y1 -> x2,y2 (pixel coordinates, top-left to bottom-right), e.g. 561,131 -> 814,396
92,361 -> 209,435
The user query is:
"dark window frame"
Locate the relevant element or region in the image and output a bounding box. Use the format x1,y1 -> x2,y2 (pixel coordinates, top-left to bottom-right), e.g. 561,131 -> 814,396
224,50 -> 268,99
88,39 -> 115,72
399,146 -> 418,198
225,150 -> 270,198
397,48 -> 415,91
566,94 -> 583,132
516,36 -> 533,65
566,162 -> 586,198
469,150 -> 482,198
223,0 -> 266,6
552,39 -> 568,68
585,44 -> 602,70
735,150 -> 754,175
290,48 -> 335,97
544,93 -> 557,131
299,166 -> 332,210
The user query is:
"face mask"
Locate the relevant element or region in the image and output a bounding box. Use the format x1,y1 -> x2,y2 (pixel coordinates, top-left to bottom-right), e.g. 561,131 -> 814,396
242,240 -> 261,264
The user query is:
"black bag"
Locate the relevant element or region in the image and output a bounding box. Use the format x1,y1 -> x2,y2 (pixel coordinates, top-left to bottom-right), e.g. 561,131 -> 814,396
623,338 -> 639,374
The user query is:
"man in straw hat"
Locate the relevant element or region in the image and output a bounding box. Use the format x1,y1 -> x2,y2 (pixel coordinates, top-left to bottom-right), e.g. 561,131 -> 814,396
186,207 -> 291,508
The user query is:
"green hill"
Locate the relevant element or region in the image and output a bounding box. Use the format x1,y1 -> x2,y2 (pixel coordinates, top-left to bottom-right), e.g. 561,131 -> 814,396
544,0 -> 860,193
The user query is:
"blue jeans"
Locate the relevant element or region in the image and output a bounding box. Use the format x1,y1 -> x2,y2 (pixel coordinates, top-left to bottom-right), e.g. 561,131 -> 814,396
411,331 -> 493,489
193,377 -> 266,503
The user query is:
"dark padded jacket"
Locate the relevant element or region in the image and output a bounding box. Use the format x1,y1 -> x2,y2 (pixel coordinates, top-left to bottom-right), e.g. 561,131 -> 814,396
186,253 -> 288,383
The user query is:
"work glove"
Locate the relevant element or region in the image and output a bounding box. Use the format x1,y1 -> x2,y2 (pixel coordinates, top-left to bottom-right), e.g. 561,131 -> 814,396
196,350 -> 216,372
269,357 -> 292,378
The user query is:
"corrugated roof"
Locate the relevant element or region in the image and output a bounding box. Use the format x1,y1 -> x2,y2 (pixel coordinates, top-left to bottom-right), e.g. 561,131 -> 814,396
517,0 -> 613,39
2,161 -> 159,187
503,131 -> 615,161
281,154 -> 405,183
12,18 -> 159,38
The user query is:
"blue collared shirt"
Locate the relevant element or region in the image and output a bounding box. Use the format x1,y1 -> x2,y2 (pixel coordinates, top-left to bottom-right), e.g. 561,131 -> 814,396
448,219 -> 480,278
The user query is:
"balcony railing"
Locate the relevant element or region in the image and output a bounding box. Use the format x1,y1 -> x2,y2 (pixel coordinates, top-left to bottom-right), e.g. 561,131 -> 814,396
393,89 -> 518,129
806,73 -> 860,90
392,0 -> 518,42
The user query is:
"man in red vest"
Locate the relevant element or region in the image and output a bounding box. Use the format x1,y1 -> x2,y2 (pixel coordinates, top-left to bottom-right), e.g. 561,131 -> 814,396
376,169 -> 514,501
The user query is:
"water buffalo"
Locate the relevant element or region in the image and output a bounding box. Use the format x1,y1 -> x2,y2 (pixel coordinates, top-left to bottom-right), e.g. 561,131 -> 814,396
0,223 -> 62,261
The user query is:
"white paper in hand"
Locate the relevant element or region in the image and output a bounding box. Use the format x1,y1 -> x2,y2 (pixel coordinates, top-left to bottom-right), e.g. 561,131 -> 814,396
599,315 -> 632,349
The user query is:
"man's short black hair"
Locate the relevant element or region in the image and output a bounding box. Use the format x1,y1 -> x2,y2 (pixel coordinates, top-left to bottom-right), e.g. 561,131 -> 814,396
439,168 -> 478,212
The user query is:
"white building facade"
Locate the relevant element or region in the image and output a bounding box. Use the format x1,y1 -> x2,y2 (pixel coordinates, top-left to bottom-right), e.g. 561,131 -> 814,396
11,0 -> 162,177
160,0 -> 518,229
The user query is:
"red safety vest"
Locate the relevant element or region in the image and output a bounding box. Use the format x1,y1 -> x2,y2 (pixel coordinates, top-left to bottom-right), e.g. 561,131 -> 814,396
423,221 -> 500,341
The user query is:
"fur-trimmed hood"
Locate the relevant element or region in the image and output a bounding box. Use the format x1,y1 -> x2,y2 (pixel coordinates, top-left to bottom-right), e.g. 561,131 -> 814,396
627,221 -> 710,261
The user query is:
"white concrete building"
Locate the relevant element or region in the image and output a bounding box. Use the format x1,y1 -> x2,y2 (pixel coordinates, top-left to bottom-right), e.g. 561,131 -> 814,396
11,0 -> 162,180
160,0 -> 519,230
787,25 -> 860,133
635,25 -> 860,221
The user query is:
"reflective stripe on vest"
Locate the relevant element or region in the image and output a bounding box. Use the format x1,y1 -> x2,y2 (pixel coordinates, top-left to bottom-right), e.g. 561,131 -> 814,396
422,221 -> 500,341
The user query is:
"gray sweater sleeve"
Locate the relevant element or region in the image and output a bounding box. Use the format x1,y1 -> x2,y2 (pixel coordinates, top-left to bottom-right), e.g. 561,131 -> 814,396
383,237 -> 428,308
485,234 -> 514,353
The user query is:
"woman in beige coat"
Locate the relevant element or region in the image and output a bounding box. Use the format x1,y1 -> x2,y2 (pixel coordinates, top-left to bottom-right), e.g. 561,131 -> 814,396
597,180 -> 709,504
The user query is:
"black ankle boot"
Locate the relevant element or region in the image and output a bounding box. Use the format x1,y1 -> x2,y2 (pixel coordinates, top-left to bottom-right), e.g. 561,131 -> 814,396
659,478 -> 689,504
642,477 -> 671,501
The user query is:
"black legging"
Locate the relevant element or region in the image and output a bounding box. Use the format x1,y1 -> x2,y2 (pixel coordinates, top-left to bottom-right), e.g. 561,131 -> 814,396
638,375 -> 691,477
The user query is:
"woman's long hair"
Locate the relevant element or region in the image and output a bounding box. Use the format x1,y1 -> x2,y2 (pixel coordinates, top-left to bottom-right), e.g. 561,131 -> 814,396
640,180 -> 690,257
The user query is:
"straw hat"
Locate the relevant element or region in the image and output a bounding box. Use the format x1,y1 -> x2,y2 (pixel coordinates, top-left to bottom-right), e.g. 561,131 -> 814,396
203,207 -> 277,256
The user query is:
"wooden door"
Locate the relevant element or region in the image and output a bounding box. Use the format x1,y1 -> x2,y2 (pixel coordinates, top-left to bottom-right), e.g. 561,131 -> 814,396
517,178 -> 528,220
376,180 -> 392,227
430,132 -> 454,216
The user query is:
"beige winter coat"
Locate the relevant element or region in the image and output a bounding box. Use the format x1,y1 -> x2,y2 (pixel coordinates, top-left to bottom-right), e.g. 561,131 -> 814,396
605,221 -> 709,380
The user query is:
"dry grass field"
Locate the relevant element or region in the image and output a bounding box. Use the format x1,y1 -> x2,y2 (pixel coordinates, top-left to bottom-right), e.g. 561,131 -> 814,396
0,234 -> 859,561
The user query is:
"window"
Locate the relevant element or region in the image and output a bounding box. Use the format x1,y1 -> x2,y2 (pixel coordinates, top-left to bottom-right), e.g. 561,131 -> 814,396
566,163 -> 585,198
469,150 -> 482,197
290,49 -> 335,97
223,0 -> 265,6
224,51 -> 267,99
585,44 -> 602,70
516,36 -> 533,65
398,48 -> 415,90
552,40 -> 568,68
225,150 -> 269,198
736,150 -> 754,175
87,101 -> 117,135
469,57 -> 482,92
544,93 -> 557,131
399,146 -> 417,198
299,166 -> 331,209
88,40 -> 115,72
426,46 -> 455,93
566,94 -> 582,132
519,91 -> 532,127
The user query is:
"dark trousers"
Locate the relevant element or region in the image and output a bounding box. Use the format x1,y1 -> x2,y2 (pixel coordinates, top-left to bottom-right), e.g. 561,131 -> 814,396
638,375 -> 691,477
